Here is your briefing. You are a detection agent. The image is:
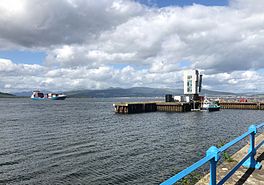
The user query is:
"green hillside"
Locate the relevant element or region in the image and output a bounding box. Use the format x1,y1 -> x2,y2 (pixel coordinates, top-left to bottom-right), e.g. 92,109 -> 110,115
0,92 -> 16,98
65,87 -> 236,98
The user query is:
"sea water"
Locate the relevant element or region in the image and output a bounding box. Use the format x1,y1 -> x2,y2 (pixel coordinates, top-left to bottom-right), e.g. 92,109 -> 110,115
1,98 -> 264,185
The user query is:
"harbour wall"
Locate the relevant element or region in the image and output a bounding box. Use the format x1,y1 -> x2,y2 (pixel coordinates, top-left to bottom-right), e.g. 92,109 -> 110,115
220,102 -> 264,110
114,101 -> 264,114
113,102 -> 192,114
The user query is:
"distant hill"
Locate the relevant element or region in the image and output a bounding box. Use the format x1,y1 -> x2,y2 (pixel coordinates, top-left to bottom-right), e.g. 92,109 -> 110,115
0,92 -> 15,98
13,91 -> 32,97
200,89 -> 237,96
14,90 -> 54,97
66,87 -> 175,97
12,87 -> 238,98
65,87 -> 237,98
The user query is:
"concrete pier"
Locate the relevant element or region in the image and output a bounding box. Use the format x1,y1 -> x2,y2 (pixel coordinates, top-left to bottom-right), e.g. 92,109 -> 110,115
113,102 -> 157,114
156,102 -> 192,112
196,133 -> 264,185
114,101 -> 264,114
113,102 -> 192,114
220,102 -> 264,110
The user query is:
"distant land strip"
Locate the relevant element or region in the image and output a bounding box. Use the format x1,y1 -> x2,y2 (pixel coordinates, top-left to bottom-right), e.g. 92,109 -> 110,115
4,87 -> 247,98
0,92 -> 16,98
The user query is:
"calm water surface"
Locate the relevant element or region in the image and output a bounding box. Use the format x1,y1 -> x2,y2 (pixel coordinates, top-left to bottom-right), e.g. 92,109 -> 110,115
1,98 -> 264,185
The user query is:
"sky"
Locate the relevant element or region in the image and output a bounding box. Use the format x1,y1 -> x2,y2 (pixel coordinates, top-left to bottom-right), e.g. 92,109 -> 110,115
0,0 -> 264,93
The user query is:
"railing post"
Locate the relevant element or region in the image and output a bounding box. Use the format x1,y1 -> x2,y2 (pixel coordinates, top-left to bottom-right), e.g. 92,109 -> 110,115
242,125 -> 262,169
206,146 -> 220,185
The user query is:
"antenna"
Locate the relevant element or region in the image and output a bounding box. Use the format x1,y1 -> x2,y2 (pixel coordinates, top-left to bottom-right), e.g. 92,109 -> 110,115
199,74 -> 203,93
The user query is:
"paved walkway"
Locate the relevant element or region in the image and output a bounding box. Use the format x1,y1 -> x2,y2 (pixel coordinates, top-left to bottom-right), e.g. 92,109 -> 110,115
196,133 -> 264,185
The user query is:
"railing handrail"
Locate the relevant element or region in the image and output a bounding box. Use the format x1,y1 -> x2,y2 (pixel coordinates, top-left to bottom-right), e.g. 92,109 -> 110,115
161,123 -> 264,185
219,130 -> 251,152
257,122 -> 264,129
160,155 -> 213,185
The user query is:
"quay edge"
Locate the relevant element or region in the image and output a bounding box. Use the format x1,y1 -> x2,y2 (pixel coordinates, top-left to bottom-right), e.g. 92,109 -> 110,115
113,102 -> 192,114
114,101 -> 264,114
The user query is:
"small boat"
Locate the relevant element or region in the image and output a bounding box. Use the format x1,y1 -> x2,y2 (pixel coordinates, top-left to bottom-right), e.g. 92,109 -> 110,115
31,91 -> 67,100
201,98 -> 220,112
208,104 -> 220,112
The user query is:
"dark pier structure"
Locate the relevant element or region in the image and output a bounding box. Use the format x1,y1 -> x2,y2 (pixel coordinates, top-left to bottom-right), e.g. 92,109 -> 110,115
156,102 -> 192,112
113,101 -> 264,114
220,102 -> 264,110
113,102 -> 192,114
113,102 -> 157,114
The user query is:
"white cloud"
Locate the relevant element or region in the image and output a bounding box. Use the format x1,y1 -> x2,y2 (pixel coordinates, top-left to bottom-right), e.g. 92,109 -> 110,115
54,45 -> 74,61
0,0 -> 25,15
0,58 -> 44,75
86,50 -> 136,62
1,0 -> 264,93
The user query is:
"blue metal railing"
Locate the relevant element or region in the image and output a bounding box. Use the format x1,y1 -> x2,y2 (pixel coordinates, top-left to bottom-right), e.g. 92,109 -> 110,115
161,123 -> 264,185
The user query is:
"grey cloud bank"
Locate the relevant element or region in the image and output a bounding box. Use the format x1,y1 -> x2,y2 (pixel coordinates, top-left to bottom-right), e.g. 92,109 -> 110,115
0,0 -> 264,93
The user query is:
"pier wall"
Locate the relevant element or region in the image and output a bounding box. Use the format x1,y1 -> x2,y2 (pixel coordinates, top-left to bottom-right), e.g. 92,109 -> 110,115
156,102 -> 192,112
114,101 -> 264,114
114,102 -> 192,114
220,102 -> 264,110
114,103 -> 157,114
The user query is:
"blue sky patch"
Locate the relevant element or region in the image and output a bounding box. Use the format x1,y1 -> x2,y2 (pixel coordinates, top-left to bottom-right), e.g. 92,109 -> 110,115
0,50 -> 46,64
178,60 -> 192,68
137,0 -> 229,7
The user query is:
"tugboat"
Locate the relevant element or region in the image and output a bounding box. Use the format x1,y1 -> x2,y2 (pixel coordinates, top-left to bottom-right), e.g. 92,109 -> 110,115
207,103 -> 220,112
31,91 -> 67,100
201,98 -> 220,112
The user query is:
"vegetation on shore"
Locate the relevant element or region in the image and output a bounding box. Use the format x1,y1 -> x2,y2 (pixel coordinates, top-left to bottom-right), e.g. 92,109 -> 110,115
0,92 -> 16,98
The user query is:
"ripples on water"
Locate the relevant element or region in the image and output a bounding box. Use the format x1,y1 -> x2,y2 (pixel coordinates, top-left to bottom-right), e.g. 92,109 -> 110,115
1,98 -> 264,184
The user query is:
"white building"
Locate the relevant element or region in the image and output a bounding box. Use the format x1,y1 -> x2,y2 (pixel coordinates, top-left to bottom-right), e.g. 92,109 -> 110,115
174,95 -> 190,102
183,70 -> 202,95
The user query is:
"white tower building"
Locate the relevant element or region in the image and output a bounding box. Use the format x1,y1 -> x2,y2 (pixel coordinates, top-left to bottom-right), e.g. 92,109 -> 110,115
183,70 -> 202,96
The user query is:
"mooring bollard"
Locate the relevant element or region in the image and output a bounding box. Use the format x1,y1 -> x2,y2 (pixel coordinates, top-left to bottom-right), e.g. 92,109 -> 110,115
242,125 -> 262,169
206,146 -> 220,185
